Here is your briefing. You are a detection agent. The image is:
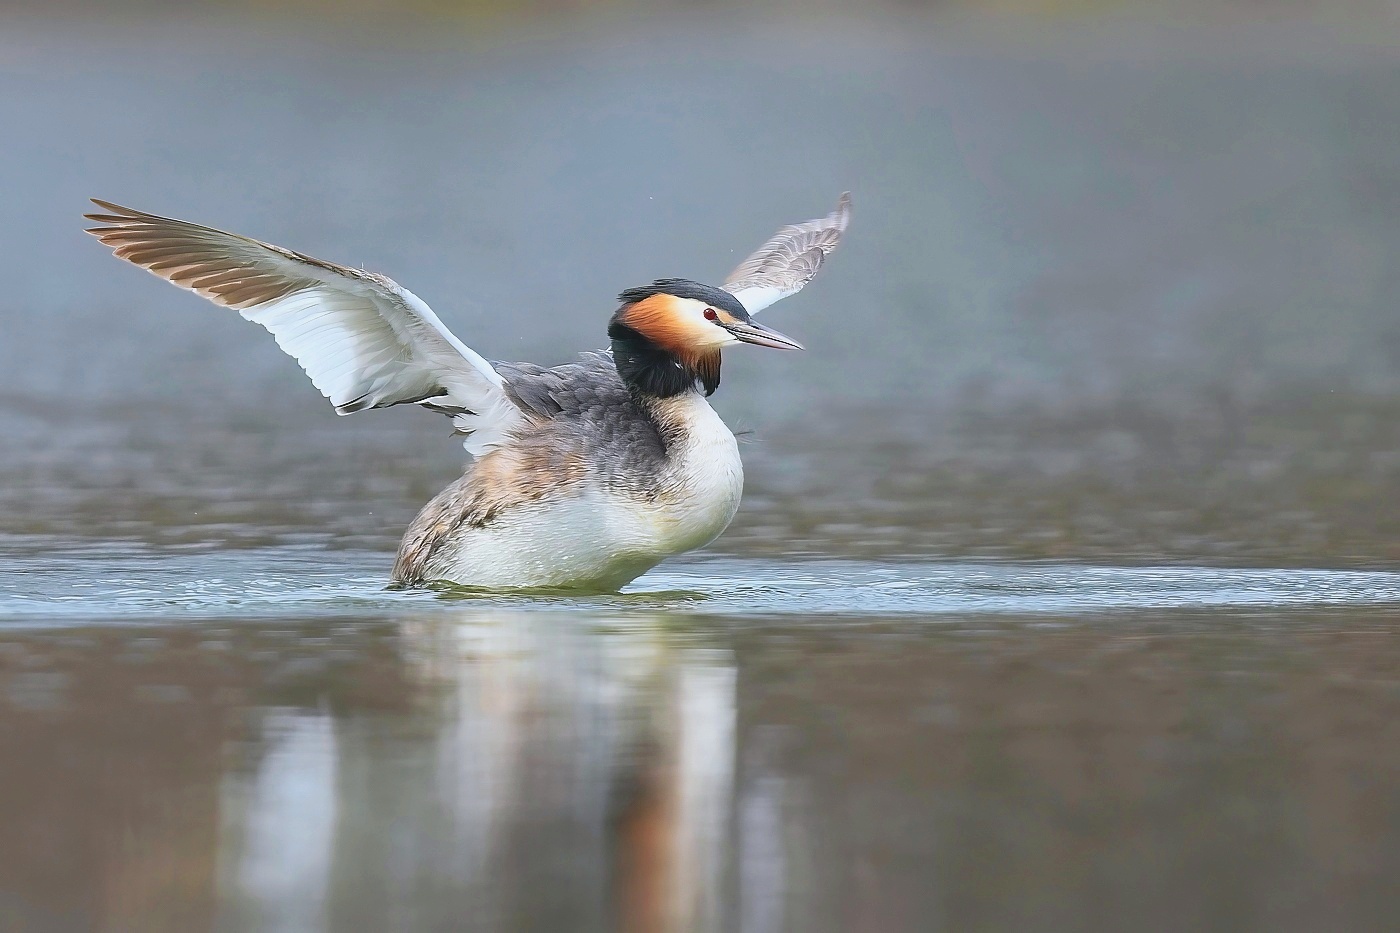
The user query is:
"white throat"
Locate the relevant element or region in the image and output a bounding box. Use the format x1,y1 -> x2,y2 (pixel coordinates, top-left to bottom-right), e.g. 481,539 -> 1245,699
644,391 -> 745,555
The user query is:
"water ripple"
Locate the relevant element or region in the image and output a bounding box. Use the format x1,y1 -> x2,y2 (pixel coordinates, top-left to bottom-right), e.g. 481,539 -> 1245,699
4,548 -> 1400,626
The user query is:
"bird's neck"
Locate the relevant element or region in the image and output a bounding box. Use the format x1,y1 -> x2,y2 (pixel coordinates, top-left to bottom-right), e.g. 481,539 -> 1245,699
608,323 -> 721,398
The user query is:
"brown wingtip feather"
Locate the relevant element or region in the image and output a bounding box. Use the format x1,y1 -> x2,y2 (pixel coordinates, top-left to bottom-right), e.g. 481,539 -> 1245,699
88,198 -> 146,217
83,199 -> 306,311
84,199 -> 141,233
85,199 -> 223,233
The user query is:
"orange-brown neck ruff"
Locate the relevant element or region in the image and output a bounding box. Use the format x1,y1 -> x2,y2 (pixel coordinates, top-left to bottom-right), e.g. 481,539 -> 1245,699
608,322 -> 721,397
608,281 -> 751,398
614,294 -> 708,352
608,298 -> 722,398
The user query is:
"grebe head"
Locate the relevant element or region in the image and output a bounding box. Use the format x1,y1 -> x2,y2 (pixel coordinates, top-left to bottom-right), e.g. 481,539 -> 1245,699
607,278 -> 802,398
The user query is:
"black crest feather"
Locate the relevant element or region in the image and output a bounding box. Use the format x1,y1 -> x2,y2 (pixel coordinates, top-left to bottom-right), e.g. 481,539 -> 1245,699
616,278 -> 750,321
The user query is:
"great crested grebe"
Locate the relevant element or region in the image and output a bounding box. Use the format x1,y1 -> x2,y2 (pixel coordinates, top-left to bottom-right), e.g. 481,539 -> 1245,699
85,194 -> 850,590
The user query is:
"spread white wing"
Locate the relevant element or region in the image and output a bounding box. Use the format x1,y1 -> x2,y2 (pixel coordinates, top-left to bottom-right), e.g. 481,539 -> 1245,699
723,192 -> 851,315
84,200 -> 524,456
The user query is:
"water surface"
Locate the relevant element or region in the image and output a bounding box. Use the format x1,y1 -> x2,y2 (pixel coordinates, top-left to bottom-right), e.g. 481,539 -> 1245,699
6,549 -> 1400,624
4,13 -> 1400,932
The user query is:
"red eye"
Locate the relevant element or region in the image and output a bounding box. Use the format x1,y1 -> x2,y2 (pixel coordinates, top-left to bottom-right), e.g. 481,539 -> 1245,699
703,308 -> 718,321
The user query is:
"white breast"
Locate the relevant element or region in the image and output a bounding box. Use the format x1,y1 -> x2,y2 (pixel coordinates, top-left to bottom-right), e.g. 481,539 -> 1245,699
417,392 -> 743,591
641,392 -> 745,555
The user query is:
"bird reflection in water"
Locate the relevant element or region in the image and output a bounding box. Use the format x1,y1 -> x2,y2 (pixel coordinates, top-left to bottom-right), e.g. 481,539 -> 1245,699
0,612 -> 760,931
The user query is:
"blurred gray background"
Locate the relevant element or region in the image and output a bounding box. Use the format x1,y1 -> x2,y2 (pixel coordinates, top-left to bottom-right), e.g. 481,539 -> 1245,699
4,0 -> 1400,566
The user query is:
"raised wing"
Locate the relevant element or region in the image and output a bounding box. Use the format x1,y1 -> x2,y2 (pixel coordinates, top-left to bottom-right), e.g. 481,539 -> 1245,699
84,200 -> 524,456
723,192 -> 851,315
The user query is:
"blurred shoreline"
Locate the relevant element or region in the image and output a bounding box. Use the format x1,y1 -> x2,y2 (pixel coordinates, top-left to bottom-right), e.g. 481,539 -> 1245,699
1,1 -> 1398,54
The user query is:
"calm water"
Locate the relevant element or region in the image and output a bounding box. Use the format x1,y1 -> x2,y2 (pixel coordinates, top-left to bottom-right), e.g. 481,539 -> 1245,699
4,12 -> 1400,932
4,551 -> 1400,931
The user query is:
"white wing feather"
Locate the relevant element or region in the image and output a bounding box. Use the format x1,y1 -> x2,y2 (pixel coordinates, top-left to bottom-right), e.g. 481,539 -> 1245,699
723,193 -> 851,314
84,200 -> 523,456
